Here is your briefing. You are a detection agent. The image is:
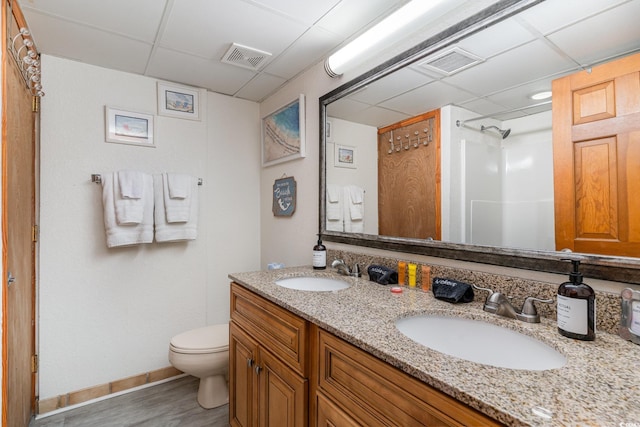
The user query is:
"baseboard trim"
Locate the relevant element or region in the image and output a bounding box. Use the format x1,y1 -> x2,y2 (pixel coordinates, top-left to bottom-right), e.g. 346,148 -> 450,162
36,366 -> 184,417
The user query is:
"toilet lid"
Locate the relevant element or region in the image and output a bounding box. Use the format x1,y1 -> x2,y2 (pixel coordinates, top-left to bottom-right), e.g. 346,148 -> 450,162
170,324 -> 229,354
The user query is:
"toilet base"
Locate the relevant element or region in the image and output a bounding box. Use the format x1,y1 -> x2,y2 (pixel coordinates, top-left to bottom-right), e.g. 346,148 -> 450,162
197,375 -> 229,409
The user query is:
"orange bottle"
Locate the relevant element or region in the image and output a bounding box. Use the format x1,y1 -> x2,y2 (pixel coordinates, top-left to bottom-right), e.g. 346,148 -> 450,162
398,261 -> 406,286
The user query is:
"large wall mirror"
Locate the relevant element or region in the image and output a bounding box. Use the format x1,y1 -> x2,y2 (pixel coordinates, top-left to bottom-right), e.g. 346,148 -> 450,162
320,0 -> 640,283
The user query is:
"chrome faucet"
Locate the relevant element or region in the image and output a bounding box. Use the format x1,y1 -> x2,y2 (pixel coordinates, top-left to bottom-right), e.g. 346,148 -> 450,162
331,259 -> 361,277
472,285 -> 552,323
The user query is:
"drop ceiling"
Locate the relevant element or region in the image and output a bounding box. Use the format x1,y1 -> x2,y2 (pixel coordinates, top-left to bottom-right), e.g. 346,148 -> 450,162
19,0 -> 640,125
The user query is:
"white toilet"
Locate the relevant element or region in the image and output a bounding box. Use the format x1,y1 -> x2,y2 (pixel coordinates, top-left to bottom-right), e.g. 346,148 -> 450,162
168,323 -> 229,409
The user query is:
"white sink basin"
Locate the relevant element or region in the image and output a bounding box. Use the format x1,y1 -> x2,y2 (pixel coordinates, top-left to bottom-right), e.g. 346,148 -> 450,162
395,315 -> 566,371
275,276 -> 350,292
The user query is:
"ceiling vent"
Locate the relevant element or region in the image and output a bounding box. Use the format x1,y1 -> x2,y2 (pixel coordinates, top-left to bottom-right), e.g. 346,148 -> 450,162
221,43 -> 272,71
418,47 -> 483,76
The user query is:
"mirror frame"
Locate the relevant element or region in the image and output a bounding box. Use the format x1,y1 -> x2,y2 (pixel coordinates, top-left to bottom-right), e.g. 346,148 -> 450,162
319,0 -> 640,284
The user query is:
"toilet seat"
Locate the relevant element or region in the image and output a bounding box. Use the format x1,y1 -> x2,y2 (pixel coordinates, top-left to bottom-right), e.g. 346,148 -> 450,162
170,324 -> 229,354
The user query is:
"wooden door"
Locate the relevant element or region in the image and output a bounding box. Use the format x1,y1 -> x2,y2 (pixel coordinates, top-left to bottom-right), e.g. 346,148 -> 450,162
3,2 -> 38,425
316,392 -> 360,427
377,110 -> 441,239
230,322 -> 258,427
258,348 -> 307,427
553,52 -> 640,256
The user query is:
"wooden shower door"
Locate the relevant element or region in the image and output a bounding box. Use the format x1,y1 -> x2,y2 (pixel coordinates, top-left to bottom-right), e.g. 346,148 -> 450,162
553,52 -> 640,256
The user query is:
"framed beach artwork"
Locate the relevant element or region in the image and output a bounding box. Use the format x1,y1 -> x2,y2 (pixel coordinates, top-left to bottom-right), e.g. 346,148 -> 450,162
157,81 -> 201,120
335,144 -> 356,169
262,94 -> 306,167
105,106 -> 155,147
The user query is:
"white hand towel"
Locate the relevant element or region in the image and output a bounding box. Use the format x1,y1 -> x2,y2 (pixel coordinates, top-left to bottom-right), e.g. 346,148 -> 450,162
154,174 -> 199,242
115,170 -> 145,224
102,172 -> 154,248
167,173 -> 192,199
347,185 -> 364,220
163,173 -> 192,223
118,170 -> 144,199
326,184 -> 342,221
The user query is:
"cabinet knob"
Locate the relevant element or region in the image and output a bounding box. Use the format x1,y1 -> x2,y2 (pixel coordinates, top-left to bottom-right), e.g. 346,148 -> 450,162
255,365 -> 262,375
247,358 -> 254,368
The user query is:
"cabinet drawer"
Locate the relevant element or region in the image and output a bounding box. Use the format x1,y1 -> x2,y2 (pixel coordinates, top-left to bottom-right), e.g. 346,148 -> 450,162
316,329 -> 502,427
231,282 -> 308,375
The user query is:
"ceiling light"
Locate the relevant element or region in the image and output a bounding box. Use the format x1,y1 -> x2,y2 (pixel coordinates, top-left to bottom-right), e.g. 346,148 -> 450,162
530,91 -> 552,100
325,0 -> 446,77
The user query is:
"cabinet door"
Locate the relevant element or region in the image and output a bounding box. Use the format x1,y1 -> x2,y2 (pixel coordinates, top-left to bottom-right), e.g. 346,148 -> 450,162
258,348 -> 308,427
317,392 -> 361,427
230,322 -> 259,427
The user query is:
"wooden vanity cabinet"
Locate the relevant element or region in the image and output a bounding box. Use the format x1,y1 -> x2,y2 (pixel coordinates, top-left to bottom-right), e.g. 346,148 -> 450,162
230,282 -> 309,427
230,283 -> 502,427
311,326 -> 503,427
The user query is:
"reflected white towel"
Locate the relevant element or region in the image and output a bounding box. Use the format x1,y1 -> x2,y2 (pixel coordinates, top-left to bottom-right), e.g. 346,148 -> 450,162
326,184 -> 342,221
164,173 -> 192,223
154,174 -> 199,242
115,170 -> 145,224
346,185 -> 364,220
102,172 -> 154,248
327,185 -> 340,203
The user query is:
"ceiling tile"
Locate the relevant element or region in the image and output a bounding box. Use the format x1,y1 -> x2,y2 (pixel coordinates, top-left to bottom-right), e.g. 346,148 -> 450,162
147,48 -> 256,96
234,73 -> 288,102
249,0 -> 341,25
21,0 -> 167,42
444,39 -> 575,96
348,68 -> 434,106
263,26 -> 341,80
23,11 -> 152,73
516,0 -> 628,35
160,0 -> 308,60
380,81 -> 476,116
547,0 -> 640,66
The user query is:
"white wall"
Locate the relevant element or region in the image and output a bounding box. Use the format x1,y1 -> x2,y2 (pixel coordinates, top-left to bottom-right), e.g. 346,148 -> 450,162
38,55 -> 261,399
326,117 -> 378,235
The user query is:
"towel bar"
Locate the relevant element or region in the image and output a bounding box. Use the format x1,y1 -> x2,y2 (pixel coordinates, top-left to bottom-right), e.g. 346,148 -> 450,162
91,174 -> 203,186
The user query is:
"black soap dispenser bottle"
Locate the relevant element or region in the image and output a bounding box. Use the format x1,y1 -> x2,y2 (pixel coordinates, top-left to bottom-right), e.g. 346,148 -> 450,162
312,235 -> 326,270
557,260 -> 596,341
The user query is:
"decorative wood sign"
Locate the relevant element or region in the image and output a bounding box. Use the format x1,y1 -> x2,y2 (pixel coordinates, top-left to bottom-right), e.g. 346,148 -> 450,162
273,176 -> 296,217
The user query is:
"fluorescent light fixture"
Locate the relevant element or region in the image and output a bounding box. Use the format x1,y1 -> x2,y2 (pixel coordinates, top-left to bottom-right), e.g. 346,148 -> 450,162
325,0 -> 446,77
530,91 -> 552,100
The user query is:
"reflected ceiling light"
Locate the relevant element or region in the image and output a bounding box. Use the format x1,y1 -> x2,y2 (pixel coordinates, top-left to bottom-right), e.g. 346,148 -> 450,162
530,91 -> 552,100
325,0 -> 446,77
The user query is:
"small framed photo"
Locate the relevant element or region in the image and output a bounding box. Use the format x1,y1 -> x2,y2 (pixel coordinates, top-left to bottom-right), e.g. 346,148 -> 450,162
335,144 -> 356,169
262,94 -> 306,167
157,81 -> 201,120
105,106 -> 155,148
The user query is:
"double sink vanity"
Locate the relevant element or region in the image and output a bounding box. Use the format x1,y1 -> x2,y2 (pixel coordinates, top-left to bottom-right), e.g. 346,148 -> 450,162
229,266 -> 640,426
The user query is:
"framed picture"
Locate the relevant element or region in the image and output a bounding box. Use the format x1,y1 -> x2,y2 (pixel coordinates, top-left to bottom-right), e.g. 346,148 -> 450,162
262,94 -> 305,167
157,81 -> 201,120
335,144 -> 356,169
105,106 -> 155,147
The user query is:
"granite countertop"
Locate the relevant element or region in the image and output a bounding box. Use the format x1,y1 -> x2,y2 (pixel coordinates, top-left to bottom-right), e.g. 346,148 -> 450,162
229,266 -> 640,427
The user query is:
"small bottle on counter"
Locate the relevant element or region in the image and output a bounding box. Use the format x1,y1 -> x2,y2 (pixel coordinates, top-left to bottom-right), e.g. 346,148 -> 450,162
312,235 -> 326,270
421,265 -> 431,292
408,263 -> 417,288
397,261 -> 407,286
557,260 -> 596,341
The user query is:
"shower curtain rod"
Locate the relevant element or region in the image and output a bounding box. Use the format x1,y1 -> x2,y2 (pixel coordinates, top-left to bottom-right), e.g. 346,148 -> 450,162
456,100 -> 552,126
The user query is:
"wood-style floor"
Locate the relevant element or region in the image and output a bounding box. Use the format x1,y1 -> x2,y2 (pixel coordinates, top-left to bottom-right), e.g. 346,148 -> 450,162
29,376 -> 229,427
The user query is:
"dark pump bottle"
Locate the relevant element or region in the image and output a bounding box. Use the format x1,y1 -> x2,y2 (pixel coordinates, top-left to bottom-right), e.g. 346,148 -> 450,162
557,260 -> 596,341
312,235 -> 326,270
